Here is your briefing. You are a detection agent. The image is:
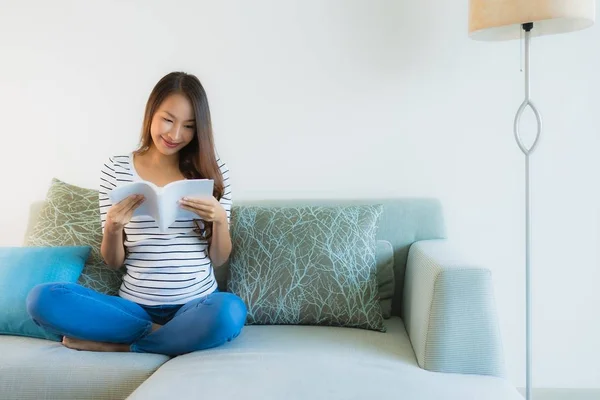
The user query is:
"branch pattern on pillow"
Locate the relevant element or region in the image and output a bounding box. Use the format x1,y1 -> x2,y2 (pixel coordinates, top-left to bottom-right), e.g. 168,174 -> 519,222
228,204 -> 385,332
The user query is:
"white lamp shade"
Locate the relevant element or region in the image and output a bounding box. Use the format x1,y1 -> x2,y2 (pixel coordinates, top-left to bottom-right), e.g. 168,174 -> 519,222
469,0 -> 596,41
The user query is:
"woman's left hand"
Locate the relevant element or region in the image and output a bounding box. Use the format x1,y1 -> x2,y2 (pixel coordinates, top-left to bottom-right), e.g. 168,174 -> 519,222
179,196 -> 228,225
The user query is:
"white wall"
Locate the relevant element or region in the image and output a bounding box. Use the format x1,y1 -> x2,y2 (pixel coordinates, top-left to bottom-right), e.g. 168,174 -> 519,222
0,0 -> 598,390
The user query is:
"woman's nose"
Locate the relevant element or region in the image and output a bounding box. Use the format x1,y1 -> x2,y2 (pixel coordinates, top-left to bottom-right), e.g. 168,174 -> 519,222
169,124 -> 183,141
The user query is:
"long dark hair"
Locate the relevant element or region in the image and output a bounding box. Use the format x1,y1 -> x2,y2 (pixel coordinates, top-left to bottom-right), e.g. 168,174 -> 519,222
135,71 -> 224,240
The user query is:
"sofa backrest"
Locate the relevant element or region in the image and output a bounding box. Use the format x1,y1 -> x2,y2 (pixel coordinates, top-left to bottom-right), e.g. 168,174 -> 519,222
24,197 -> 446,319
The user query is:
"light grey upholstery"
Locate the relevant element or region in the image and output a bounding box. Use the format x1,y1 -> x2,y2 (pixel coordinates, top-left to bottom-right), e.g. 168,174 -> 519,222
127,318 -> 521,400
403,240 -> 506,377
0,336 -> 169,400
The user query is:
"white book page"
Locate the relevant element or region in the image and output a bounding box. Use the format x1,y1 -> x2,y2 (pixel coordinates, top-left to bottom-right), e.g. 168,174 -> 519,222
158,179 -> 214,231
107,182 -> 160,222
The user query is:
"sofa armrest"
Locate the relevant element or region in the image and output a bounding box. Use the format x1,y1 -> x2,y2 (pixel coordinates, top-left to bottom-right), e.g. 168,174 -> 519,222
402,239 -> 506,378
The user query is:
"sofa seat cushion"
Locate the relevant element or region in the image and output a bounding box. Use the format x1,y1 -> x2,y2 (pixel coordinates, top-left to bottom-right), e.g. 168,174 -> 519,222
0,336 -> 169,400
127,317 -> 522,400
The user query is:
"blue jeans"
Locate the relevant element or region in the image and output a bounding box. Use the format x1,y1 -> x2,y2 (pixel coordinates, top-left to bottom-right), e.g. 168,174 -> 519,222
25,282 -> 247,356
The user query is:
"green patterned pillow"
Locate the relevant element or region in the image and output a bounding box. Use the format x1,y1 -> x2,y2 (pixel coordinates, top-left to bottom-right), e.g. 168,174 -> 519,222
25,178 -> 123,295
227,204 -> 386,332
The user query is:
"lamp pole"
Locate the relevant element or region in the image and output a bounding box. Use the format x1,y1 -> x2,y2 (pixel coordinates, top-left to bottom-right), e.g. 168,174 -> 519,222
513,22 -> 542,400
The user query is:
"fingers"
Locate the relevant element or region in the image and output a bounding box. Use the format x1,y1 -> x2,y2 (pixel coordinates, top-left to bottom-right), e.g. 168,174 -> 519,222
115,195 -> 144,217
180,197 -> 213,207
123,196 -> 145,220
179,202 -> 210,214
180,198 -> 225,223
179,204 -> 197,213
125,196 -> 145,213
180,202 -> 212,212
180,204 -> 214,221
114,194 -> 142,212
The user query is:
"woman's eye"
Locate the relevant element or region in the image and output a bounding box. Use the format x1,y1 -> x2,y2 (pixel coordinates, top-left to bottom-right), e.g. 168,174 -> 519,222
163,118 -> 173,123
185,125 -> 195,129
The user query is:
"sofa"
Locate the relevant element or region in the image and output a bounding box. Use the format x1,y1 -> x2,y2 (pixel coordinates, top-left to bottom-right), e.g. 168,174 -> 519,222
0,184 -> 523,400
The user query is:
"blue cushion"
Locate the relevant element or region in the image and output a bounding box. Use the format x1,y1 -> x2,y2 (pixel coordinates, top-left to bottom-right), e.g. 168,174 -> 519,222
0,246 -> 90,341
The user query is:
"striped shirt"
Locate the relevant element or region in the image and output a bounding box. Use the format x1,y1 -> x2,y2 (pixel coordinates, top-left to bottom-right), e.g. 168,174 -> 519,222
98,153 -> 232,306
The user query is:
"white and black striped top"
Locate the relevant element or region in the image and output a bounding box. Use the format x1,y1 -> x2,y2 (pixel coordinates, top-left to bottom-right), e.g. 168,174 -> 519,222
98,153 -> 232,306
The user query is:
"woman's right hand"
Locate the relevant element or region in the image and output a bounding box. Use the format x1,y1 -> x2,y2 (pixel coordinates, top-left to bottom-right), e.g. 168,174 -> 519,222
105,195 -> 145,234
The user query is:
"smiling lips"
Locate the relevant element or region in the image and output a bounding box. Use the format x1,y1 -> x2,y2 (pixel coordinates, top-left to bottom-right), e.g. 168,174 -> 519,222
161,136 -> 180,148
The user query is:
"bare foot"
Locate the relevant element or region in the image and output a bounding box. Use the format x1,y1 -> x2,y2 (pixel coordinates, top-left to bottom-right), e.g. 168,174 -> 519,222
62,336 -> 130,352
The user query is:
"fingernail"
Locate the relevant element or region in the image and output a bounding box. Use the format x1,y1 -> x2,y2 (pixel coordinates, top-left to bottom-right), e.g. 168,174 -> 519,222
183,197 -> 188,201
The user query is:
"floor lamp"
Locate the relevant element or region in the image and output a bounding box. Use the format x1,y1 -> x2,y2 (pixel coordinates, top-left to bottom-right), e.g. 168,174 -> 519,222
467,1 -> 595,399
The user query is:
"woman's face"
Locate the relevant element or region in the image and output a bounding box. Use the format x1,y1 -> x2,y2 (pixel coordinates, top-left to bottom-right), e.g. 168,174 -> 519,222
150,93 -> 196,156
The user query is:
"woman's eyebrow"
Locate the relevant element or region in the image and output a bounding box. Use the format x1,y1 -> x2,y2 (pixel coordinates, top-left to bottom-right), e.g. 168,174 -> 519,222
162,110 -> 195,123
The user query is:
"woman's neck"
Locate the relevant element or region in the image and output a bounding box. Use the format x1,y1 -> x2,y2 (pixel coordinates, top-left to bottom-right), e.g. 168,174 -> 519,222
143,146 -> 179,172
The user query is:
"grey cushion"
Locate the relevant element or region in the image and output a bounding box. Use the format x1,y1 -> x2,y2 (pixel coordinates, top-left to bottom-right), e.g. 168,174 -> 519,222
216,239 -> 394,319
0,336 -> 169,400
376,240 -> 394,319
227,204 -> 385,332
126,317 -> 522,400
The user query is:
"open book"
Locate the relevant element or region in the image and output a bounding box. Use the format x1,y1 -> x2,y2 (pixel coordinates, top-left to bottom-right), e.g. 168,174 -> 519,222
108,179 -> 214,232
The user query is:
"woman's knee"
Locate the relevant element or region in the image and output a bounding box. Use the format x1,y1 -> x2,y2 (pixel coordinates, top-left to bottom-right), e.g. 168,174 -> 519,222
26,282 -> 78,324
212,293 -> 248,334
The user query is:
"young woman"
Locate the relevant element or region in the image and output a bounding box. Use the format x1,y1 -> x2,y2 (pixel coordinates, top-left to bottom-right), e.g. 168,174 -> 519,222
26,72 -> 247,356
